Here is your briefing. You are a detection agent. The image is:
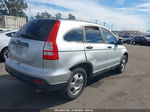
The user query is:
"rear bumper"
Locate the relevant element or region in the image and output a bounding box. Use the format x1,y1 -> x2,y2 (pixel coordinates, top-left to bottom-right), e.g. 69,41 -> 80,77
5,64 -> 68,91
6,59 -> 71,84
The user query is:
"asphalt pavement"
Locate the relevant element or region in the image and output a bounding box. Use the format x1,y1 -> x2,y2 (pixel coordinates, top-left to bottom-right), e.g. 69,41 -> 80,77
0,44 -> 150,111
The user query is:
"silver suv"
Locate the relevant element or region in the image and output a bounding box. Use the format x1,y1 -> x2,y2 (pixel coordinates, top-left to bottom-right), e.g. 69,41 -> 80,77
5,19 -> 128,99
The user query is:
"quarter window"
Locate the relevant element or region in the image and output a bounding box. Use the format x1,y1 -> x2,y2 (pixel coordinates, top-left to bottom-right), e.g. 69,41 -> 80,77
64,28 -> 83,42
101,28 -> 117,44
84,27 -> 102,43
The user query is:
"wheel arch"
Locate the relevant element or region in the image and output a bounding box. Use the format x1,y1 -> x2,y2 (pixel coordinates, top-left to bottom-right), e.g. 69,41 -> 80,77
0,46 -> 8,55
124,52 -> 128,62
69,62 -> 93,80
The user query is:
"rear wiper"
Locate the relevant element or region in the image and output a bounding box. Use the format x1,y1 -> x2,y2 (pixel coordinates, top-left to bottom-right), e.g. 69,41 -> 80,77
20,34 -> 35,39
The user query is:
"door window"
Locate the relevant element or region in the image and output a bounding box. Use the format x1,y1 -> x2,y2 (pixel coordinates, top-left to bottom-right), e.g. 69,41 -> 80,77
64,28 -> 83,42
84,26 -> 103,43
141,37 -> 146,41
101,28 -> 117,44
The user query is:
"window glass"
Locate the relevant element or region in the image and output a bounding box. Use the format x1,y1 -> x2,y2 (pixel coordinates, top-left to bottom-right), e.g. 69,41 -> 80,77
141,37 -> 146,41
85,27 -> 102,43
101,28 -> 117,44
14,19 -> 56,41
6,32 -> 16,37
135,37 -> 141,40
64,28 -> 83,42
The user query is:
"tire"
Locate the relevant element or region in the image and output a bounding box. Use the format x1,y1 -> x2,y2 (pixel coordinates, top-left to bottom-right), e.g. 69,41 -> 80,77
132,41 -> 136,45
61,68 -> 87,100
0,47 -> 9,62
116,55 -> 127,73
127,40 -> 130,44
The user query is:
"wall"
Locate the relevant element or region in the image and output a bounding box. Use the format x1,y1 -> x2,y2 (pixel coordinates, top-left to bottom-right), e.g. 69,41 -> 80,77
0,15 -> 26,30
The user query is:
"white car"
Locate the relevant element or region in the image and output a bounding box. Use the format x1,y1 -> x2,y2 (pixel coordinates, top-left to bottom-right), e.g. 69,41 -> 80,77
0,30 -> 17,61
0,28 -> 10,32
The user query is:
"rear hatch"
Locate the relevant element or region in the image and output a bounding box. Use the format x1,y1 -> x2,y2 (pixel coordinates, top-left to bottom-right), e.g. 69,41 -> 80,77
9,19 -> 56,68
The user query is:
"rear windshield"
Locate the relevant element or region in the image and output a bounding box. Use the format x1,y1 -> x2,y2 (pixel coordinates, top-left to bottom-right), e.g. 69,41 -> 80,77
14,19 -> 56,41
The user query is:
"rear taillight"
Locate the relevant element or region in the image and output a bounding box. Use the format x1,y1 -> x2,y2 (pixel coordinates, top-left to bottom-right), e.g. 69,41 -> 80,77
33,80 -> 44,84
43,20 -> 60,60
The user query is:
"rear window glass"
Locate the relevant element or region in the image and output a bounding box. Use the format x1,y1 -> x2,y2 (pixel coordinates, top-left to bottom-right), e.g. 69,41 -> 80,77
14,19 -> 56,41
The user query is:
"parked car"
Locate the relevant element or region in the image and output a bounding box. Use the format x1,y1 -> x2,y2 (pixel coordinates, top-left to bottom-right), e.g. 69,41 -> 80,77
0,30 -> 17,61
114,35 -> 124,40
5,19 -> 128,99
122,36 -> 131,44
133,36 -> 150,46
0,28 -> 9,32
130,36 -> 136,44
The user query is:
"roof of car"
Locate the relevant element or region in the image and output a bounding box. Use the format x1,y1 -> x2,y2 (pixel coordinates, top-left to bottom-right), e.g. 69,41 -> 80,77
34,18 -> 109,31
59,19 -> 102,26
0,30 -> 17,35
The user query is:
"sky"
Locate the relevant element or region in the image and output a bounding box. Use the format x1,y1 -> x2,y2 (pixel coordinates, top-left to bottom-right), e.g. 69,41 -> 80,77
25,0 -> 150,31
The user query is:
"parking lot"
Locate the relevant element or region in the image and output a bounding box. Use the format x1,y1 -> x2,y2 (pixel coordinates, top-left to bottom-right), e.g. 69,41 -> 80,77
0,44 -> 150,111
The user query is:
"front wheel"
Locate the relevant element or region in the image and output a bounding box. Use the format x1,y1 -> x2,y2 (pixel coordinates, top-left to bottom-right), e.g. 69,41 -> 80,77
116,55 -> 127,73
61,68 -> 87,100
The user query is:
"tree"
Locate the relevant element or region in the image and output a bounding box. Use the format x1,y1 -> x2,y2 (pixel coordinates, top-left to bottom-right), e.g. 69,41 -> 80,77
35,11 -> 51,19
35,12 -> 42,19
55,13 -> 62,19
0,0 -> 7,15
68,13 -> 76,20
0,0 -> 28,17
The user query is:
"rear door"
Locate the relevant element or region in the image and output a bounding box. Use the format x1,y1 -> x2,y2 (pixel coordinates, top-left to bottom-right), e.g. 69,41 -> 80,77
84,26 -> 107,73
9,19 -> 56,68
101,28 -> 122,68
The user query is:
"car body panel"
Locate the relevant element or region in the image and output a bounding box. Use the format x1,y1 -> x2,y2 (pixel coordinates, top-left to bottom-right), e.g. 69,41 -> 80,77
134,36 -> 150,45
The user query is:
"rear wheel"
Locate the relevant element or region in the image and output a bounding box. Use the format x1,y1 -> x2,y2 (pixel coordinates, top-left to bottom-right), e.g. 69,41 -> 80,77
1,47 -> 9,62
127,40 -> 130,44
132,41 -> 136,45
116,55 -> 127,73
61,68 -> 87,100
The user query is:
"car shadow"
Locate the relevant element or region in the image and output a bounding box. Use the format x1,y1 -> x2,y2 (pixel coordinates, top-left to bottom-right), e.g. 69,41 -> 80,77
0,59 -> 4,63
88,70 -> 120,87
0,70 -> 120,111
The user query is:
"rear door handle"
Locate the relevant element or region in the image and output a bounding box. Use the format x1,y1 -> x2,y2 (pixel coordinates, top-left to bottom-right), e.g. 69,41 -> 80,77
86,46 -> 93,49
108,46 -> 112,49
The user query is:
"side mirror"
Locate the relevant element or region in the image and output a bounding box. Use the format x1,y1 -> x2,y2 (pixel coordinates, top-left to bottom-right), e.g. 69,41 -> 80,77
116,39 -> 123,45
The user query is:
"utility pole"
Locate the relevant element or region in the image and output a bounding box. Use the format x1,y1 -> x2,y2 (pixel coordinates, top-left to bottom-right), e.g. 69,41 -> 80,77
95,20 -> 97,24
123,26 -> 125,31
103,22 -> 106,27
28,6 -> 31,20
111,23 -> 113,31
